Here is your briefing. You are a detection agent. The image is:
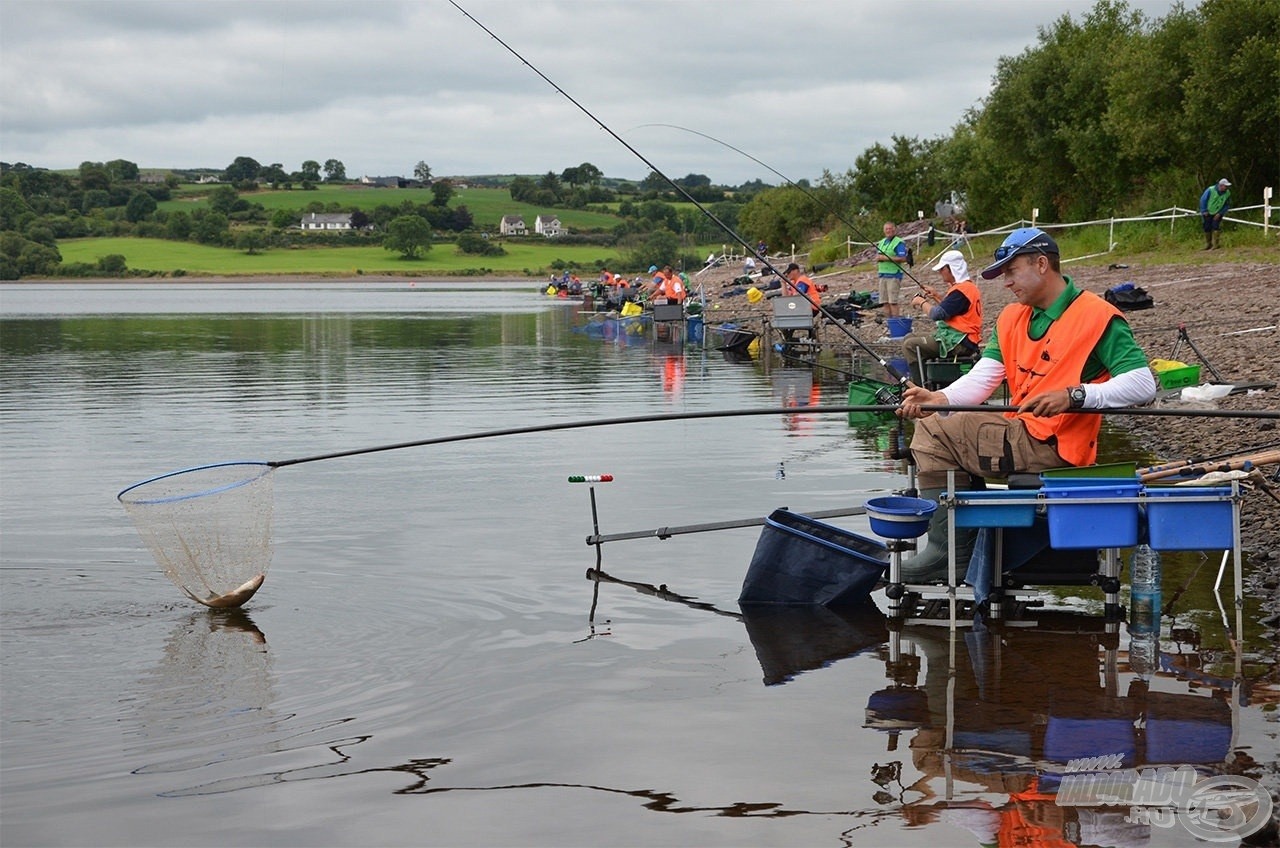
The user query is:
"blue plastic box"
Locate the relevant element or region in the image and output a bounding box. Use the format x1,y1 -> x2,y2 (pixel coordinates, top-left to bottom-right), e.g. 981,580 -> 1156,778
952,490 -> 1038,528
1144,486 -> 1235,551
1043,482 -> 1141,549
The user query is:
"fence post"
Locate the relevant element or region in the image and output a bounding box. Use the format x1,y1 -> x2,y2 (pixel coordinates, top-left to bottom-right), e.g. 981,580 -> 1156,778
1265,188 -> 1273,237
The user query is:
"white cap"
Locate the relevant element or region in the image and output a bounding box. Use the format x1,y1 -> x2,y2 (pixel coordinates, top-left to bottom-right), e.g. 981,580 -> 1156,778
931,249 -> 969,281
1218,178 -> 1231,187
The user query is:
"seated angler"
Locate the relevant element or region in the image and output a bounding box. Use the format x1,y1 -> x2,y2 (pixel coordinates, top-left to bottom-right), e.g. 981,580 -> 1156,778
901,249 -> 983,387
895,228 -> 1157,582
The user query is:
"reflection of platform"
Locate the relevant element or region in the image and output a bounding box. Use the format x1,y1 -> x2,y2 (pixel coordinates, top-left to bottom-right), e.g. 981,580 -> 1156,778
869,615 -> 1240,785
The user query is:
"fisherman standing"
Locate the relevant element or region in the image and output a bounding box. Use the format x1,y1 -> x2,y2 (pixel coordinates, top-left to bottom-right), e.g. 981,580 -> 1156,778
1199,178 -> 1231,250
875,222 -> 909,318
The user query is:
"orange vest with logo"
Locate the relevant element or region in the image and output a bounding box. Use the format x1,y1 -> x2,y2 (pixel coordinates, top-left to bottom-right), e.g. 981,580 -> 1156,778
996,290 -> 1123,466
944,279 -> 983,344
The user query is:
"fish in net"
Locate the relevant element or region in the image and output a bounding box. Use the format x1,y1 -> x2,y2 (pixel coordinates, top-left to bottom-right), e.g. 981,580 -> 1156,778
118,461 -> 274,608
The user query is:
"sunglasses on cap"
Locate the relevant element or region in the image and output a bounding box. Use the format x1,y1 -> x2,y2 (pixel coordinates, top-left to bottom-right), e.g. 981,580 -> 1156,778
992,236 -> 1051,262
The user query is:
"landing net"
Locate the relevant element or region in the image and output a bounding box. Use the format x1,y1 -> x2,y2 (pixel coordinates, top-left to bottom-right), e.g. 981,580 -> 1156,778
118,461 -> 274,608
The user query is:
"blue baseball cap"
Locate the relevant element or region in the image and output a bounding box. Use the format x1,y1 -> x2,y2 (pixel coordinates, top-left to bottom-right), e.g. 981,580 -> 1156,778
979,227 -> 1059,279
648,265 -> 658,273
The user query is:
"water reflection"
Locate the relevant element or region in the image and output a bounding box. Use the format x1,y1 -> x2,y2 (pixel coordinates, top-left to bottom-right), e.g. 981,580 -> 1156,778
588,567 -> 1275,844
130,610 -> 276,779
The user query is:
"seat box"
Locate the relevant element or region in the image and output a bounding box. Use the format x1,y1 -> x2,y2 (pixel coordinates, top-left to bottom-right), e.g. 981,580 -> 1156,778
651,303 -> 684,322
772,296 -> 814,330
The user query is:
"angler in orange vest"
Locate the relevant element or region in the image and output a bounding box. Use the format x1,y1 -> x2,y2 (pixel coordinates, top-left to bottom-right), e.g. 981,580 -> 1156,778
895,228 -> 1157,583
784,263 -> 821,312
648,265 -> 686,304
901,249 -> 983,385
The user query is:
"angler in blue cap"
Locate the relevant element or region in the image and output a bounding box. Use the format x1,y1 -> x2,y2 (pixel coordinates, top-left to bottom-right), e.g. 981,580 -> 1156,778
894,228 -> 1157,582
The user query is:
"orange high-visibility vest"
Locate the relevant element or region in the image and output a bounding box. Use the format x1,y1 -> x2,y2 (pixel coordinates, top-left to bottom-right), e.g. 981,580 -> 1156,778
788,274 -> 821,311
996,290 -> 1123,466
944,279 -> 983,345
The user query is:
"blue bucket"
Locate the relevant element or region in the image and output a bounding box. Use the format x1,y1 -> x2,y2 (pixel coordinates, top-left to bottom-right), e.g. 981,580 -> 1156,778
886,317 -> 912,338
865,496 -> 936,539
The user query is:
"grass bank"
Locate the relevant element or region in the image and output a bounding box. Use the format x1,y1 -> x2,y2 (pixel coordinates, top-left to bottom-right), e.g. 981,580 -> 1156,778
55,236 -> 642,278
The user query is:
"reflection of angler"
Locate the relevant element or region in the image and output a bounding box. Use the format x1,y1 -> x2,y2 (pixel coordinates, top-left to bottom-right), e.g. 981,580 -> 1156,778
866,616 -> 1241,823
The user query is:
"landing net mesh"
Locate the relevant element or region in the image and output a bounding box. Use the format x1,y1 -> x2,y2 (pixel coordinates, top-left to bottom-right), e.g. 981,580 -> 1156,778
118,462 -> 274,607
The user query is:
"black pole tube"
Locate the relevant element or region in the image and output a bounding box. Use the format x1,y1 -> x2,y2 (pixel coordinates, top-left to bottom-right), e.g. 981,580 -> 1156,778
268,404 -> 1280,469
446,0 -> 910,386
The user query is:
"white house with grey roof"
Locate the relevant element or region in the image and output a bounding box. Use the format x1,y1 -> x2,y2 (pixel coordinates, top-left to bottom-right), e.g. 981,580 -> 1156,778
300,212 -> 353,231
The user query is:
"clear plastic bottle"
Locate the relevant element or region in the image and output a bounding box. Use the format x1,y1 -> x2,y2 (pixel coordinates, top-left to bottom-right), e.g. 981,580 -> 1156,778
1128,544 -> 1162,676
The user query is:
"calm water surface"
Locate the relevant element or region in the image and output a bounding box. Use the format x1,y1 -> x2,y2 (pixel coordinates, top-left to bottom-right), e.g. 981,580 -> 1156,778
2,282 -> 1275,847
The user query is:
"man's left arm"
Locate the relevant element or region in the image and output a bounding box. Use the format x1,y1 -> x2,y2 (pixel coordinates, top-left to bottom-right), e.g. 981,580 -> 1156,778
1076,317 -> 1157,408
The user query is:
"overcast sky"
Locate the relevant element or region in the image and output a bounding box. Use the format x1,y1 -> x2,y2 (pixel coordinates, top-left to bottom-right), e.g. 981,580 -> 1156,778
2,0 -> 1183,185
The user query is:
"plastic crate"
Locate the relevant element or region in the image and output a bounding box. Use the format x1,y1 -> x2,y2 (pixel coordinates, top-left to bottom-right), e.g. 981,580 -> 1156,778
952,490 -> 1038,528
1144,486 -> 1234,550
1043,482 -> 1141,549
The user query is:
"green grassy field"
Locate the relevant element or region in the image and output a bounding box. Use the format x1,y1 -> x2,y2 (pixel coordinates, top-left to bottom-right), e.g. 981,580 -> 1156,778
158,186 -> 623,231
57,236 -> 632,277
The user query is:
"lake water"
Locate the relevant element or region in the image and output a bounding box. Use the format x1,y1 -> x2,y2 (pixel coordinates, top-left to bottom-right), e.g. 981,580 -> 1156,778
2,282 -> 1275,847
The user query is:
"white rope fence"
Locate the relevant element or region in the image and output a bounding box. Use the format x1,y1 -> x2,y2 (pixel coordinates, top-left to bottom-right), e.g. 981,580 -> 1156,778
843,190 -> 1276,271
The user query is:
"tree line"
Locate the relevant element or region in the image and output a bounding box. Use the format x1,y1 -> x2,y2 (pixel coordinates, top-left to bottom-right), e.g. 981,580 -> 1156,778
741,0 -> 1278,251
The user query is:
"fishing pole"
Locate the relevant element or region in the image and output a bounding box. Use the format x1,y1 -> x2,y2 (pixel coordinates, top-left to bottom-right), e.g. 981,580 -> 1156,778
447,0 -> 910,387
635,122 -> 941,303
267,404 -> 1280,469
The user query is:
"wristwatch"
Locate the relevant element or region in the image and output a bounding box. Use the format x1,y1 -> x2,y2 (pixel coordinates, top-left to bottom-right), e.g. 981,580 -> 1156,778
1068,385 -> 1087,408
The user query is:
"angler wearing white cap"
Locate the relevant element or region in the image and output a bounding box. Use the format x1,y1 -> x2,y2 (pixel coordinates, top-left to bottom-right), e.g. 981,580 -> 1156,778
894,228 -> 1157,583
1199,178 -> 1232,250
901,249 -> 984,385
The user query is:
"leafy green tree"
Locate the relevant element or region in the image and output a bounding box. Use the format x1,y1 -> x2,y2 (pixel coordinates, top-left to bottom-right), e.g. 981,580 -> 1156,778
623,228 -> 679,269
430,180 -> 454,207
509,176 -> 536,202
414,161 -> 432,183
639,171 -> 669,193
96,254 -> 127,274
538,171 -> 562,197
235,230 -> 266,254
300,160 -> 322,182
207,185 -> 240,215
1179,0 -> 1280,192
125,191 -> 157,222
259,163 -> 289,186
105,159 -> 139,182
191,210 -> 230,245
223,156 -> 262,183
456,232 -> 504,255
738,186 -> 821,249
0,187 -> 32,230
323,159 -> 346,182
165,210 -> 193,240
383,214 -> 433,258
78,164 -> 111,192
269,208 -> 295,229
81,190 -> 111,213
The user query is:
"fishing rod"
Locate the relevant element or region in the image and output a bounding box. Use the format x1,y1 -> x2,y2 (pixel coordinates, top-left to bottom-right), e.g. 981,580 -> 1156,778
635,122 -> 941,303
267,403 -> 1280,469
447,0 -> 910,387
